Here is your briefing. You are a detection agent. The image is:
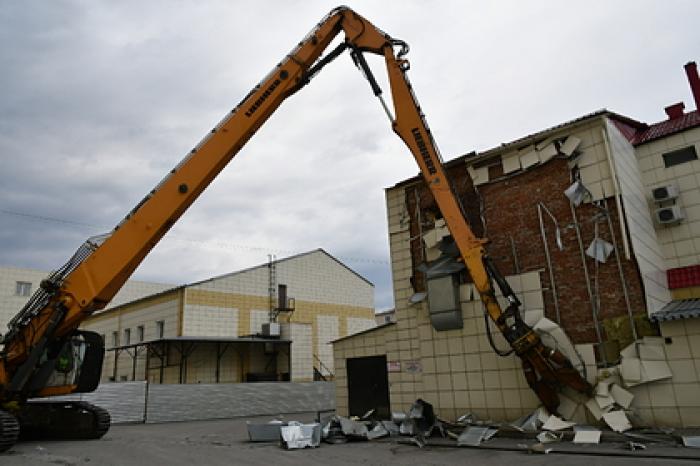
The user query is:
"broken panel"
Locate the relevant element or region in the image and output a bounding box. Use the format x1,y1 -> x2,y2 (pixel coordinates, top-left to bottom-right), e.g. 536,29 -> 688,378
426,274 -> 463,331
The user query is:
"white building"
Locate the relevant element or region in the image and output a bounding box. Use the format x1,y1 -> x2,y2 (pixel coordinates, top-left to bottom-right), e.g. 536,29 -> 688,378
0,264 -> 173,335
81,249 -> 376,383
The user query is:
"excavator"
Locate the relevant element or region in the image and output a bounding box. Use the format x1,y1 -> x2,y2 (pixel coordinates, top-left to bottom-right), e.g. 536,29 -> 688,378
0,6 -> 592,451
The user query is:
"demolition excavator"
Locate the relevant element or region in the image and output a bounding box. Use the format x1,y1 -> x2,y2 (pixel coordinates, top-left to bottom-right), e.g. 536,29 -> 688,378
0,6 -> 592,451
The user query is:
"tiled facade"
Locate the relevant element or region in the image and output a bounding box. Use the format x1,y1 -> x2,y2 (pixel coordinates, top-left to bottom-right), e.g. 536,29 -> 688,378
636,126 -> 700,271
334,103 -> 700,427
82,249 -> 376,383
629,318 -> 700,427
606,120 -> 672,313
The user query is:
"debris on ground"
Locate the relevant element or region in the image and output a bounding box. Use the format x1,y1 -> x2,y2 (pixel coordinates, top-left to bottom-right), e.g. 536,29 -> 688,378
247,388 -> 698,455
572,426 -> 601,444
682,436 -> 700,448
536,431 -> 562,444
457,427 -> 497,446
518,442 -> 552,454
280,422 -> 321,449
628,441 -> 647,450
246,418 -> 287,442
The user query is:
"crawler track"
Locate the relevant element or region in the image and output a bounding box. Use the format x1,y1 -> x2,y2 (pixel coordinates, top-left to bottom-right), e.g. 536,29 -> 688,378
0,410 -> 20,453
18,400 -> 111,440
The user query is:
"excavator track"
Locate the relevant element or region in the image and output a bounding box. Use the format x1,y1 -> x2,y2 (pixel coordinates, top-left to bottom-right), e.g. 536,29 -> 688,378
0,410 -> 20,453
18,401 -> 110,440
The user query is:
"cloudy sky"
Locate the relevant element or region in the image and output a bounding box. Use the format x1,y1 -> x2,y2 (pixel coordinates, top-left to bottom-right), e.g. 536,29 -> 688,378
1,0 -> 698,311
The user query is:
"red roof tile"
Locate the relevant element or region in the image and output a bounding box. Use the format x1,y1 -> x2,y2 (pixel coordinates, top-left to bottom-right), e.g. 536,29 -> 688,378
632,110 -> 700,145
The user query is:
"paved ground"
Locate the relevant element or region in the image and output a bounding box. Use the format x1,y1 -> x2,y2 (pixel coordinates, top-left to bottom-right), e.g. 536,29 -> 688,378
2,413 -> 700,465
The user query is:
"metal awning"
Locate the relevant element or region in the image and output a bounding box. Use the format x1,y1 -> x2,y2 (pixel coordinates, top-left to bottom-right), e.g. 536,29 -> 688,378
649,299 -> 700,322
107,335 -> 291,351
104,336 -> 291,384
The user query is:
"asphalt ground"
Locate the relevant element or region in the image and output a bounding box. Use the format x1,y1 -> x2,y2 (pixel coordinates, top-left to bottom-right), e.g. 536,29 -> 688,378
2,413 -> 700,465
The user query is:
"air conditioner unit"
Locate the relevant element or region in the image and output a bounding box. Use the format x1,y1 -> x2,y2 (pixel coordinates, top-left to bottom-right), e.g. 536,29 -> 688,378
652,184 -> 679,203
655,205 -> 684,225
261,322 -> 280,338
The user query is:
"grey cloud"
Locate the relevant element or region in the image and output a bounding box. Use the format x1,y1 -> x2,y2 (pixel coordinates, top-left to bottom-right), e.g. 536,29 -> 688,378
1,0 -> 699,312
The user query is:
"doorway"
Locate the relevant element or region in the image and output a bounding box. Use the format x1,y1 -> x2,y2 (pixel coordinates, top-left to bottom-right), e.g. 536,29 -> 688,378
346,355 -> 391,419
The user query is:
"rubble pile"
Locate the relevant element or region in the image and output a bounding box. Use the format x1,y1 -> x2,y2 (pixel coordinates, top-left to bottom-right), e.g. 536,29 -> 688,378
246,326 -> 697,455
246,396 -> 700,455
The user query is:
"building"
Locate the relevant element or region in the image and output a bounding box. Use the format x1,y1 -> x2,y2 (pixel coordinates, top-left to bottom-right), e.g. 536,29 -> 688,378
81,249 -> 375,384
0,264 -> 173,333
375,309 -> 395,325
334,62 -> 700,427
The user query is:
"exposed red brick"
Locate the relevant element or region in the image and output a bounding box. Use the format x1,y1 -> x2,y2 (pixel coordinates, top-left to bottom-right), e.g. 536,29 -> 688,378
405,158 -> 646,344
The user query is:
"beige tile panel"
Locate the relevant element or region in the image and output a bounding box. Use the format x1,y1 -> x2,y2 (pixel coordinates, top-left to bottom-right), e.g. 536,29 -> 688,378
665,336 -> 692,359
652,407 -> 681,427
83,290 -> 181,323
679,407 -> 700,427
648,382 -> 677,407
668,359 -> 698,383
673,383 -> 700,407
660,320 -> 686,337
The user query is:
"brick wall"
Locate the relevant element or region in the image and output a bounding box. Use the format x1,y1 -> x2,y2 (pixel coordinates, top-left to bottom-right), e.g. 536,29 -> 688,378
404,156 -> 647,343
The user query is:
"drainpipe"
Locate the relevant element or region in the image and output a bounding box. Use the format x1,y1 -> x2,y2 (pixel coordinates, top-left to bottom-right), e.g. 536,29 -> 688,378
601,124 -> 630,259
603,198 -> 637,340
569,203 -> 606,363
600,122 -> 637,340
537,203 -> 562,324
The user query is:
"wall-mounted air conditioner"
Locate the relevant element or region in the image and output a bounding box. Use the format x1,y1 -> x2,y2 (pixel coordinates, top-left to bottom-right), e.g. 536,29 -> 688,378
261,322 -> 280,338
652,184 -> 679,203
655,205 -> 684,225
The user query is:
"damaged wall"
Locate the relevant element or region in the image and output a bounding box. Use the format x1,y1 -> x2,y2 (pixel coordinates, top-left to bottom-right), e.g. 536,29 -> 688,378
637,319 -> 700,427
333,113 -> 698,426
402,119 -> 648,344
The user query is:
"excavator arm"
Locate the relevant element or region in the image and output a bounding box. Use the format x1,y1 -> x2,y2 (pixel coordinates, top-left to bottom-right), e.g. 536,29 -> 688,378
1,6 -> 590,445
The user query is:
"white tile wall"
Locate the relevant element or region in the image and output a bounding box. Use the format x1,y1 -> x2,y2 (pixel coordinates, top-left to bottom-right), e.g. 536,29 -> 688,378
346,317 -> 376,336
81,297 -> 181,346
249,309 -> 269,335
636,125 -> 700,270
281,322 -> 313,381
0,265 -> 173,329
189,250 -> 373,308
182,304 -> 238,337
317,315 -> 339,374
606,120 -> 671,314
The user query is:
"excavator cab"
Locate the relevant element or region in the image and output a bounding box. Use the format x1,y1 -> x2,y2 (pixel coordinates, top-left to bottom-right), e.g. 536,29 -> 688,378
28,331 -> 104,396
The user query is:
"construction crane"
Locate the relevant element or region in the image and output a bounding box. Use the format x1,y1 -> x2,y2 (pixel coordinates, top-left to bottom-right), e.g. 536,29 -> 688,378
0,6 -> 591,452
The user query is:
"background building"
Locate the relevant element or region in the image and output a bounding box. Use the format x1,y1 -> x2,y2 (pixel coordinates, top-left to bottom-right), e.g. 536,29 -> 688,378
82,249 -> 375,384
0,264 -> 172,334
334,62 -> 700,428
375,309 -> 395,325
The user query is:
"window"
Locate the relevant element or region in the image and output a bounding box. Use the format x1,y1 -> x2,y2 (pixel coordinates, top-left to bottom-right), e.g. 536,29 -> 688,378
111,331 -> 119,348
663,146 -> 698,168
15,281 -> 31,297
124,328 -> 131,346
100,334 -> 106,343
137,325 -> 144,342
156,320 -> 165,339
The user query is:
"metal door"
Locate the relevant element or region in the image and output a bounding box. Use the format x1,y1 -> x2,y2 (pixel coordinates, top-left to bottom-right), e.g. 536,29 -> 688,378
346,355 -> 390,419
